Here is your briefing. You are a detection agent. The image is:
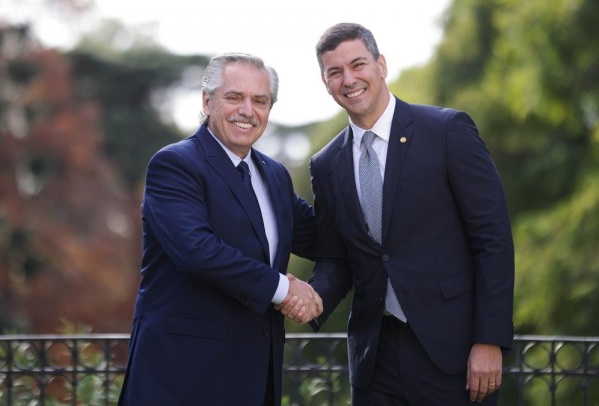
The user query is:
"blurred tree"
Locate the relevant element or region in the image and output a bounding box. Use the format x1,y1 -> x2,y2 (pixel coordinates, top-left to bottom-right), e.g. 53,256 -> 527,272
69,20 -> 210,187
430,0 -> 599,343
0,19 -> 212,333
432,0 -> 599,217
0,25 -> 141,332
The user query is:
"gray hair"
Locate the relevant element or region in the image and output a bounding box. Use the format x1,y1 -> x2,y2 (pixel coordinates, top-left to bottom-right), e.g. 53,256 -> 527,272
199,52 -> 279,123
315,23 -> 380,73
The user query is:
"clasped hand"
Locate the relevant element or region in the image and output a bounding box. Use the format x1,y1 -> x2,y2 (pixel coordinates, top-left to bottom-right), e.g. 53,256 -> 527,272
274,274 -> 323,324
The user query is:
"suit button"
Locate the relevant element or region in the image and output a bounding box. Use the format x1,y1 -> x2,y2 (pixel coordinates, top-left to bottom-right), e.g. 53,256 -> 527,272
262,330 -> 270,337
382,254 -> 390,261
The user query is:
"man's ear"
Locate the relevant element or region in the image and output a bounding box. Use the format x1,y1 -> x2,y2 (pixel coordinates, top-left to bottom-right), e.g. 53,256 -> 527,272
378,54 -> 388,80
202,91 -> 210,115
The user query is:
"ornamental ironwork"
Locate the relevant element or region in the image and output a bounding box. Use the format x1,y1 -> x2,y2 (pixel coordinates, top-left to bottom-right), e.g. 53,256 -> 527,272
1,334 -> 598,405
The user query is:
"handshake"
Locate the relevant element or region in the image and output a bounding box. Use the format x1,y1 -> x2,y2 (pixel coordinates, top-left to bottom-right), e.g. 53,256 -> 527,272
275,273 -> 323,324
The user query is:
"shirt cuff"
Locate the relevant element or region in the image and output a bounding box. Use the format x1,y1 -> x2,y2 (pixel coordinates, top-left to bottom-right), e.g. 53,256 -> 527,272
271,273 -> 289,304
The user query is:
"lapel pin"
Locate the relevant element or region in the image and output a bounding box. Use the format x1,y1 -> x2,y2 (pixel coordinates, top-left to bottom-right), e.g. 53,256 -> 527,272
400,136 -> 407,144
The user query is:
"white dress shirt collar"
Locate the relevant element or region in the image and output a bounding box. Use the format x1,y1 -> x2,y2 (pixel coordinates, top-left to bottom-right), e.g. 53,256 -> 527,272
350,92 -> 396,144
207,128 -> 257,172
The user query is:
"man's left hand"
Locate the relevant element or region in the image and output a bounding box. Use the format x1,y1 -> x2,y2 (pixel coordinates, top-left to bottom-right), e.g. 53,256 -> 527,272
466,343 -> 502,402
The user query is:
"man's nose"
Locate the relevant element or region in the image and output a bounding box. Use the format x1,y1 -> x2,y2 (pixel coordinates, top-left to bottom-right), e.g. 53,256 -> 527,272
238,98 -> 253,116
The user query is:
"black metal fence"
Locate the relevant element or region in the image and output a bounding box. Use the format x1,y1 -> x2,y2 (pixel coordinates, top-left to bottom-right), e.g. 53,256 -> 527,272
1,333 -> 598,405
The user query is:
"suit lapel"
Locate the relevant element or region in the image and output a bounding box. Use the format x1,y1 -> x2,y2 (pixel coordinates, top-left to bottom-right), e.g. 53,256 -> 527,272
334,128 -> 371,238
196,126 -> 271,262
382,98 -> 414,242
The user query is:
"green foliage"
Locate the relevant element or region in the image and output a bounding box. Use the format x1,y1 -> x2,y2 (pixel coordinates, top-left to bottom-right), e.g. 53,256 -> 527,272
57,318 -> 93,334
64,20 -> 211,187
514,173 -> 599,335
430,0 -> 599,216
390,64 -> 437,105
433,0 -> 499,104
399,0 -> 599,342
67,48 -> 209,187
297,372 -> 350,406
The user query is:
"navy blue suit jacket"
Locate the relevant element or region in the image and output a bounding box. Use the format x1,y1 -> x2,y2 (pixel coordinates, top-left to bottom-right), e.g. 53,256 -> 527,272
309,98 -> 514,387
118,125 -> 316,405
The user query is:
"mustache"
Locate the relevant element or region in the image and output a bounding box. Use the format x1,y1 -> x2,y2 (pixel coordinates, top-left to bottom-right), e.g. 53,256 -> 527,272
227,115 -> 259,127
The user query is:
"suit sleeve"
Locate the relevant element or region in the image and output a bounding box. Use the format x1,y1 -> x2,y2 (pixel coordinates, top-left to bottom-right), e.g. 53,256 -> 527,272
282,166 -> 318,261
308,156 -> 354,331
446,111 -> 515,349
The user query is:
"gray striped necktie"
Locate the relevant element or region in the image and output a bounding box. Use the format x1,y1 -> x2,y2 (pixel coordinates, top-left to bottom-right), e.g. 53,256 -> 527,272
359,131 -> 407,322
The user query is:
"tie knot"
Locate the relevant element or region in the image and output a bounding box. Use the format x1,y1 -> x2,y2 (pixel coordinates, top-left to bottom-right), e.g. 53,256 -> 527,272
237,160 -> 250,176
362,131 -> 376,149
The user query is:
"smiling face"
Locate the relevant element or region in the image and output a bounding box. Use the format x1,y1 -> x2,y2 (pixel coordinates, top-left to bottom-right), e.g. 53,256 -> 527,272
203,62 -> 272,158
321,39 -> 390,129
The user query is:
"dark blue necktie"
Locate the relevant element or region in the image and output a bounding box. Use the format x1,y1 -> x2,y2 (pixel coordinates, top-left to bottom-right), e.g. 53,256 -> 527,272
237,161 -> 261,209
237,160 -> 269,260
